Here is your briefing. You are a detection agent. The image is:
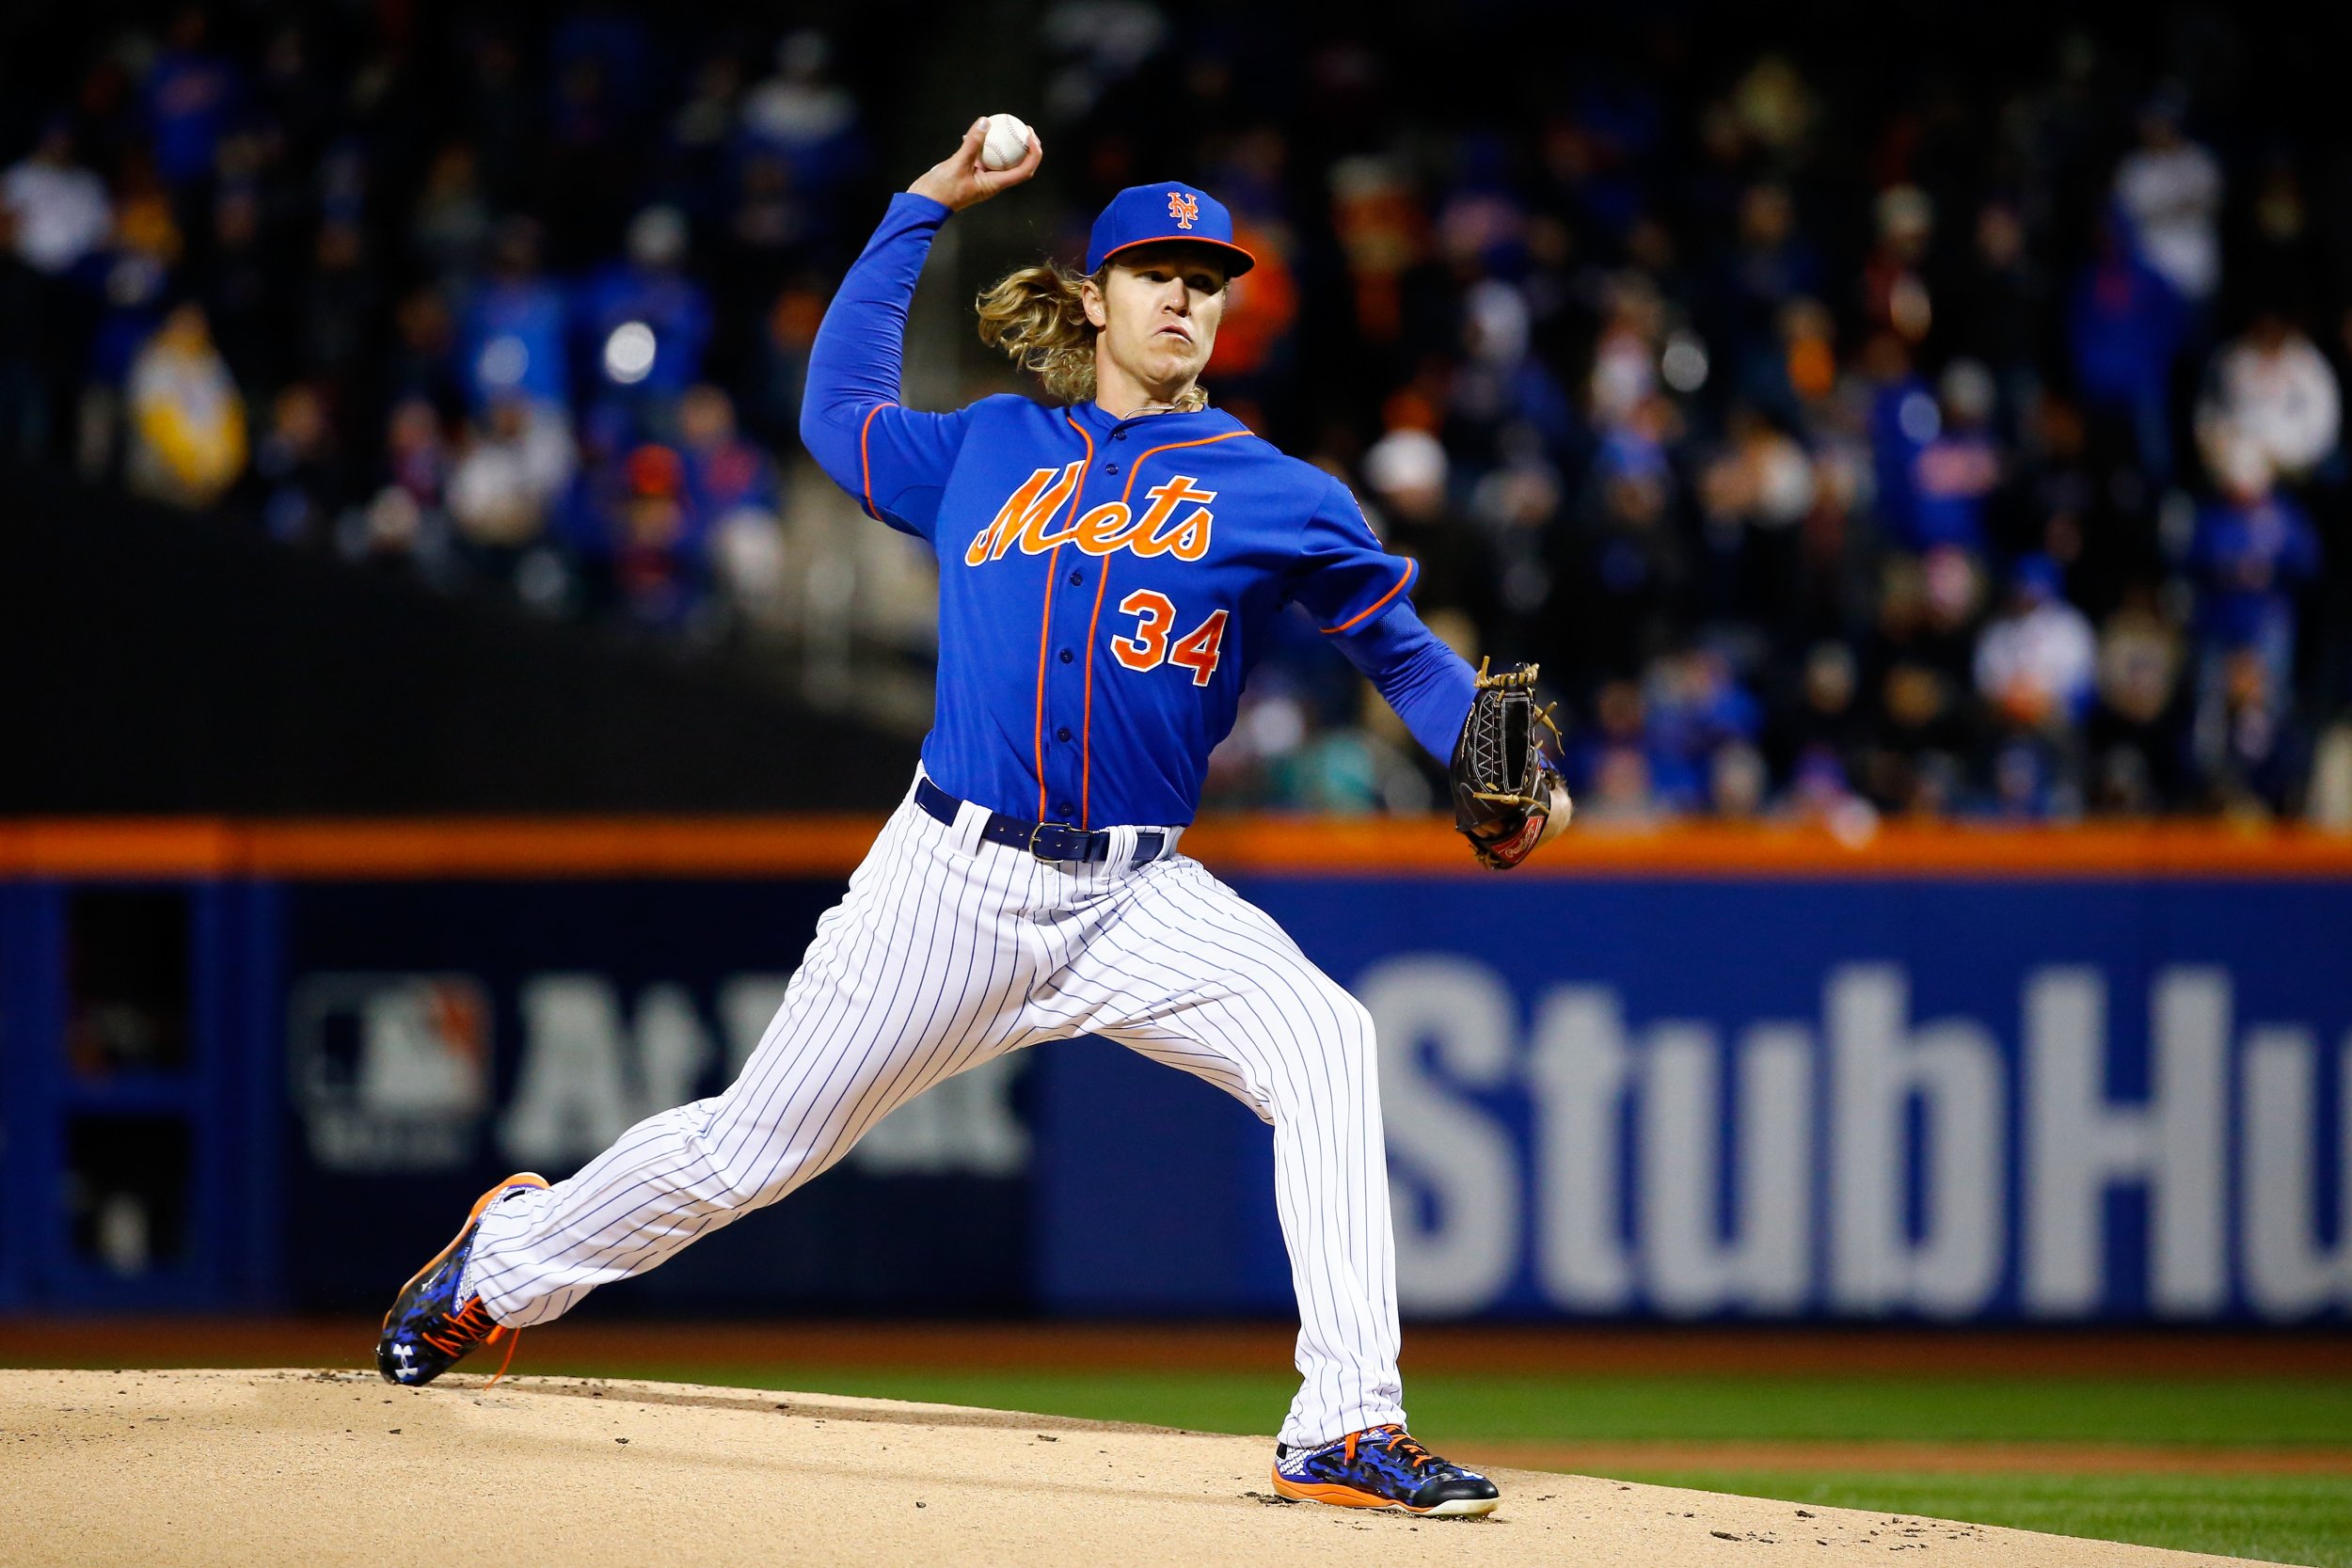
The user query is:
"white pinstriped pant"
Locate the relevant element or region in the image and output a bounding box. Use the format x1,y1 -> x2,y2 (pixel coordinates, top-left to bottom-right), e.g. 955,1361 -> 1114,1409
467,774 -> 1405,1447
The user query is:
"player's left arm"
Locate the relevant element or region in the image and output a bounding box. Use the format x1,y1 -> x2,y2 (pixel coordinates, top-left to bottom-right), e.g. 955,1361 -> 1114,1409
1294,475 -> 1570,867
1328,602 -> 1474,762
1295,472 -> 1476,757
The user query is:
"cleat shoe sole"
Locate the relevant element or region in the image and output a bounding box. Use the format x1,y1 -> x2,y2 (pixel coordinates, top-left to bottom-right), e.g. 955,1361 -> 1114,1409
1421,1495 -> 1503,1517
1269,1468 -> 1501,1516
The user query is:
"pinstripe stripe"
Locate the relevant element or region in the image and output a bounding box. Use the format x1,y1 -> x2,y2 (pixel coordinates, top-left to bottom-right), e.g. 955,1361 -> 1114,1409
464,777 -> 1403,1447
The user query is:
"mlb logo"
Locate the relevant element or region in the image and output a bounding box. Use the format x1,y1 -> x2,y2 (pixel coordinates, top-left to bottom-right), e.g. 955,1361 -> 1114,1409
1168,191 -> 1199,230
290,974 -> 493,1171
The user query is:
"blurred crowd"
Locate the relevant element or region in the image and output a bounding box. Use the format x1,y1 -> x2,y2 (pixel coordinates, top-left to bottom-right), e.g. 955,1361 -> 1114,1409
1,6 -> 864,643
7,4 -> 2352,822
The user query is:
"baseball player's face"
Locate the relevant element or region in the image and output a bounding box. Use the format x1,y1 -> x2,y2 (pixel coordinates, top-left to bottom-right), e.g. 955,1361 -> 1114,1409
1085,245 -> 1229,398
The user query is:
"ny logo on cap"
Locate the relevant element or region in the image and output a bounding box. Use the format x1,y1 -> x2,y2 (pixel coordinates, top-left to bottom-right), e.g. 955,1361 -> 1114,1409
1168,191 -> 1199,230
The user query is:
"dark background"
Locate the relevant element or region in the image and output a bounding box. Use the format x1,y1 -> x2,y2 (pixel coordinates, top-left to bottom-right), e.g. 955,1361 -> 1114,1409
7,0 -> 2352,819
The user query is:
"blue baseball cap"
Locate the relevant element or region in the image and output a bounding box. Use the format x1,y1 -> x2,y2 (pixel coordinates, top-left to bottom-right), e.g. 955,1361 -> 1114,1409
1085,182 -> 1256,277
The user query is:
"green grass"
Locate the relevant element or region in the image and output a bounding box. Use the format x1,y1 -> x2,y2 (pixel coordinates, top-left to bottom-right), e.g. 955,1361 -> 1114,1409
1618,1471 -> 2350,1568
528,1360 -> 2352,1565
528,1362 -> 2352,1447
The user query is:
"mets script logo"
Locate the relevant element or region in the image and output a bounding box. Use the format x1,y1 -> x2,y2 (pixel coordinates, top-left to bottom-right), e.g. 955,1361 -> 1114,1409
966,465 -> 1216,564
1168,191 -> 1199,229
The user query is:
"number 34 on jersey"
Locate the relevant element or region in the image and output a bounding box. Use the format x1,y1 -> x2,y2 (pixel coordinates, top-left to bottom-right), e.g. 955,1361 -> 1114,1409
1112,591 -> 1227,686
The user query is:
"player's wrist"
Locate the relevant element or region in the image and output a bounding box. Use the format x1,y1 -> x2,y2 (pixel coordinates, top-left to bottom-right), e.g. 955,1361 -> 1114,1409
903,177 -> 961,210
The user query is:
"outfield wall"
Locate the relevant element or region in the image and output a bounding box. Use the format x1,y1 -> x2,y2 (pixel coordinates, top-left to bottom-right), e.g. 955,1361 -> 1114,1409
3,819 -> 2347,1322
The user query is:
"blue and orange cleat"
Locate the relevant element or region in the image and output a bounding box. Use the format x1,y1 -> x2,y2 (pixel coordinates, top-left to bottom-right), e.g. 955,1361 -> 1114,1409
376,1173 -> 548,1388
1272,1424 -> 1501,1516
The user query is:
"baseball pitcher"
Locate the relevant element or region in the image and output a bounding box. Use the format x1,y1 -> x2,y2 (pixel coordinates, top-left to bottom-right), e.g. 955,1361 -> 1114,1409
377,118 -> 1569,1517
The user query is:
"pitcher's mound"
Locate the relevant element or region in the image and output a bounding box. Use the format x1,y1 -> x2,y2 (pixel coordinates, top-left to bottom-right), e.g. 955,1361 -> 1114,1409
0,1369 -> 2266,1566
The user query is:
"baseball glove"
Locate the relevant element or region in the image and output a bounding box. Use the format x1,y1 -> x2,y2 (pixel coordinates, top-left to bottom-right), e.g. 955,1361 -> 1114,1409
1451,659 -> 1572,871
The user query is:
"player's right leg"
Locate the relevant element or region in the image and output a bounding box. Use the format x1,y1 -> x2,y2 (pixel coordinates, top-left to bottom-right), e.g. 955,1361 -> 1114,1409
1053,853 -> 1500,1514
378,780 -> 1043,1381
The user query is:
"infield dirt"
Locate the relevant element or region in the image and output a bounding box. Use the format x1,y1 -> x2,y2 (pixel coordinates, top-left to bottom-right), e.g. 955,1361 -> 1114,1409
0,1369 -> 2287,1567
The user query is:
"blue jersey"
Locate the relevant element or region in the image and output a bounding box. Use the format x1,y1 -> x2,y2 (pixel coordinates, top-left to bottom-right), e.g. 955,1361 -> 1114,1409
803,193 -> 1473,828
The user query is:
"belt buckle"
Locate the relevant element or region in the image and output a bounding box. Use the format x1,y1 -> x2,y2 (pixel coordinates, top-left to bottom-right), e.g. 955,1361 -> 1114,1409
1026,819 -> 1075,861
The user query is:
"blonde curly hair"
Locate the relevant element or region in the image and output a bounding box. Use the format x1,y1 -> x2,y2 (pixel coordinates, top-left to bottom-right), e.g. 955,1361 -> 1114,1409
975,261 -> 1209,412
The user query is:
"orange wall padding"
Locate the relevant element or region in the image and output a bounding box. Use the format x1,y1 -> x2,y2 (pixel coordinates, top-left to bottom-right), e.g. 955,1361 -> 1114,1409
5,817 -> 2352,880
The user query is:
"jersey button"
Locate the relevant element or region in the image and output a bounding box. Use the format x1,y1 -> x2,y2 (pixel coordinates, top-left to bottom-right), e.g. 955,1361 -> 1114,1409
1069,569 -> 1084,586
1104,463 -> 1119,474
1058,648 -> 1073,663
1055,801 -> 1073,816
1057,727 -> 1072,742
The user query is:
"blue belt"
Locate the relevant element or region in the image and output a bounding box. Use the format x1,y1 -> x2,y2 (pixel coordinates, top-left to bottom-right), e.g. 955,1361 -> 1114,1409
915,777 -> 1172,865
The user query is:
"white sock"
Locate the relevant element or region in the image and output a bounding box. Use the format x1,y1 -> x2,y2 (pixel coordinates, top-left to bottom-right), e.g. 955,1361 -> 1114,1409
453,1249 -> 481,1308
453,1188 -> 524,1308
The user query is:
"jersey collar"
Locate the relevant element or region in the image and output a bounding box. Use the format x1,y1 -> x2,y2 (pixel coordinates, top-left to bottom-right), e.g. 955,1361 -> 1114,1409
1071,400 -> 1249,439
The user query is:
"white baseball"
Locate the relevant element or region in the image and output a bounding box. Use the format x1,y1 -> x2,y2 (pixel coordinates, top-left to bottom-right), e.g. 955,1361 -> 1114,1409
979,112 -> 1033,171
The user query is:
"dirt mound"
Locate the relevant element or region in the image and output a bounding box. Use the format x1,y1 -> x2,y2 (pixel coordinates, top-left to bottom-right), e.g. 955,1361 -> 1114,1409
0,1370 -> 2271,1567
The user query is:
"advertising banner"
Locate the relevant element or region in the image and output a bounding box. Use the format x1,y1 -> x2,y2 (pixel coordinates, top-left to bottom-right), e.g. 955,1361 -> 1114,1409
257,866 -> 2351,1322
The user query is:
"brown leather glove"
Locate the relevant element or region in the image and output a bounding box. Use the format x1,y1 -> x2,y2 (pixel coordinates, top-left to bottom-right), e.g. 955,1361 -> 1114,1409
1450,660 -> 1573,870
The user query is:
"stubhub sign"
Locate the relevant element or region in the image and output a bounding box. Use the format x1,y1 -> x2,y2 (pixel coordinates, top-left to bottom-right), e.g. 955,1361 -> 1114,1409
1371,958 -> 2341,1320
1035,874 -> 2352,1322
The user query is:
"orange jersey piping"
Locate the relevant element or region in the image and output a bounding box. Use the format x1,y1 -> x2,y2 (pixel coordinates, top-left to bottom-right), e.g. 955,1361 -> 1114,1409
1079,426 -> 1251,826
857,403 -> 894,521
1321,556 -> 1418,635
1033,415 -> 1095,818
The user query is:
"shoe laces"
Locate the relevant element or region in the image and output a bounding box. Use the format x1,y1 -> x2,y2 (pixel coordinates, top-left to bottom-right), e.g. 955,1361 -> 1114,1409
1342,1424 -> 1437,1472
416,1296 -> 525,1387
1371,1425 -> 1438,1470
